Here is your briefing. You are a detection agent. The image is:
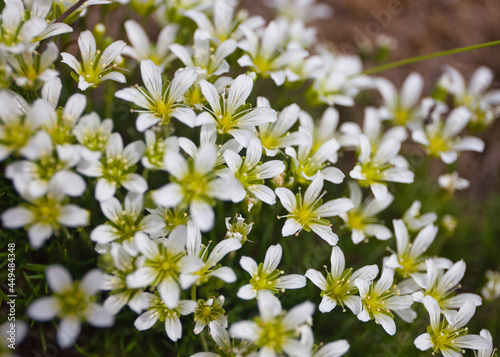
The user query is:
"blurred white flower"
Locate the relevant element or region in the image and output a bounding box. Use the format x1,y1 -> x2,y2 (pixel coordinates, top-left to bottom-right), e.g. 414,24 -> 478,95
27,265 -> 114,348
402,200 -> 437,232
438,171 -> 470,193
481,270 -> 500,302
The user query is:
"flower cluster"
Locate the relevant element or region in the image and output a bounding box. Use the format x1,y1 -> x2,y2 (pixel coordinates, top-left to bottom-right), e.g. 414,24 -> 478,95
1,0 -> 498,355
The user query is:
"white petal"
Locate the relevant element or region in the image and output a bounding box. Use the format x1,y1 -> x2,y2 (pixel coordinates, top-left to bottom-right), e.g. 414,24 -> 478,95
275,187 -> 296,212
309,223 -> 339,246
58,205 -> 89,227
57,317 -> 81,348
240,256 -> 258,276
27,297 -> 60,321
305,269 -> 327,290
158,277 -> 180,309
95,179 -> 116,201
28,223 -> 53,249
319,296 -> 337,313
86,303 -> 114,327
134,309 -> 159,331
46,265 -> 73,293
375,313 -> 396,335
190,200 -> 214,232
1,207 -> 34,228
414,333 -> 433,351
262,244 -> 282,273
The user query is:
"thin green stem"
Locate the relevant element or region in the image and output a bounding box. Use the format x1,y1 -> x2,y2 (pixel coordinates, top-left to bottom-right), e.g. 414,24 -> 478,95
358,40 -> 500,76
199,331 -> 209,352
191,284 -> 196,301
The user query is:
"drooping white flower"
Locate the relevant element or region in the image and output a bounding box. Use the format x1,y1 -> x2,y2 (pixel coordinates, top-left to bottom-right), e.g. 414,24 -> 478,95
237,243 -> 306,300
77,133 -> 147,201
115,60 -> 198,131
90,193 -> 165,256
61,30 -> 126,91
191,321 -> 234,357
126,229 -> 203,309
1,179 -> 89,248
26,265 -> 114,348
123,20 -> 178,70
354,268 -> 414,335
230,291 -> 314,356
305,246 -> 378,314
221,138 -> 285,205
414,296 -> 489,356
375,73 -> 424,127
153,143 -> 245,231
412,106 -> 485,164
438,171 -> 470,193
197,74 -> 277,146
101,243 -> 150,314
339,181 -> 393,245
134,292 -> 196,342
349,134 -> 414,201
276,174 -> 354,245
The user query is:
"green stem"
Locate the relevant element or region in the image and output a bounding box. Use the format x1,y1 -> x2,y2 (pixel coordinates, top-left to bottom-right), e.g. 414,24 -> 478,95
358,40 -> 500,76
191,285 -> 196,301
199,331 -> 209,352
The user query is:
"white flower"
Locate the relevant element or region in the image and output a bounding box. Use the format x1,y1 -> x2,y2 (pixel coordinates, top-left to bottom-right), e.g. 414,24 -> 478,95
61,30 -> 126,91
441,65 -> 500,128
276,174 -> 354,245
481,270 -> 500,301
299,325 -> 349,357
285,107 -> 346,185
267,0 -> 333,24
230,291 -> 314,356
307,49 -> 371,106
414,296 -> 489,356
305,246 -> 378,314
77,133 -> 147,201
225,214 -> 253,243
1,180 -> 89,248
115,60 -> 198,131
90,193 -> 165,255
221,138 -> 285,205
191,321 -> 234,357
385,220 -> 449,277
72,112 -> 114,161
256,100 -> 304,156
153,143 -> 245,231
142,130 -> 178,170
349,134 -> 414,201
412,106 -> 485,164
6,130 -> 85,198
7,42 -> 59,89
0,0 -> 72,54
179,221 -> 242,287
101,243 -> 150,314
193,296 -> 227,334
238,22 -> 308,86
26,265 -> 114,348
354,268 -> 414,335
339,106 -> 407,149
376,73 -> 424,127
237,243 -> 306,300
402,200 -> 437,232
412,259 -> 483,311
0,91 -> 43,161
474,329 -> 496,357
123,20 -> 178,70
134,292 -> 196,342
126,229 -> 203,309
170,30 -> 237,78
197,74 -> 277,146
438,171 -> 470,193
339,181 -> 393,245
